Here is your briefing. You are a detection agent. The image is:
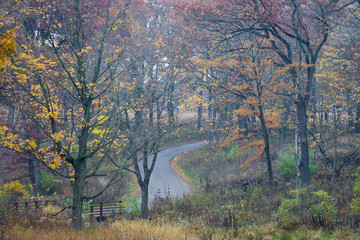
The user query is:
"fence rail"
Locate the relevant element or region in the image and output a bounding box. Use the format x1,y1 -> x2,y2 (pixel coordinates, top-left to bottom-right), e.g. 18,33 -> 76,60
11,200 -> 123,221
87,201 -> 123,220
14,200 -> 57,210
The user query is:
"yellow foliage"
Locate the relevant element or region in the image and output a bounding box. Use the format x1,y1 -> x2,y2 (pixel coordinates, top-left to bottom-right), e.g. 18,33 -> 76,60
0,125 -> 9,135
233,106 -> 251,117
0,181 -> 30,201
96,115 -> 109,125
0,129 -> 23,152
51,131 -> 65,143
26,139 -> 37,150
240,139 -> 265,168
264,111 -> 281,130
0,30 -> 16,69
179,88 -> 208,111
42,204 -> 63,216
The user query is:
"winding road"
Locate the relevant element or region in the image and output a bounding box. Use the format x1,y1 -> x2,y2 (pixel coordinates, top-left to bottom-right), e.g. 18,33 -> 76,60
138,141 -> 206,207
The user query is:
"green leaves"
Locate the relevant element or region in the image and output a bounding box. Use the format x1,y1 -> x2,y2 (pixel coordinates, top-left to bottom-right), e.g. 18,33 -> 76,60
277,150 -> 318,181
350,172 -> 360,215
277,188 -> 338,227
311,190 -> 338,216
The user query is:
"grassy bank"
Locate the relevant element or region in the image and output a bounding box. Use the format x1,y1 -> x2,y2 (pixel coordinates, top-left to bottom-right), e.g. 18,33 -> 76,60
1,217 -> 358,240
161,143 -> 360,238
1,136 -> 359,239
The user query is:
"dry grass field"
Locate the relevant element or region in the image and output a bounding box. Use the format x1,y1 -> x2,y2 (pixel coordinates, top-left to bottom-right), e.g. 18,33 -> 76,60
2,218 -> 359,240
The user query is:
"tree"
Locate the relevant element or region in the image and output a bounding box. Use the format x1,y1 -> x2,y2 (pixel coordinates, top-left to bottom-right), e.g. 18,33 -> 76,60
0,0 -> 19,184
0,0 -> 17,61
120,0 -> 192,218
183,0 -> 357,187
0,0 -> 131,229
192,34 -> 283,199
307,5 -> 360,180
339,6 -> 360,134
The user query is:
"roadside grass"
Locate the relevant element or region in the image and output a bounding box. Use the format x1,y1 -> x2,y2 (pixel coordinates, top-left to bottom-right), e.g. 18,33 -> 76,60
1,142 -> 359,239
176,143 -> 264,188
1,216 -> 359,240
168,142 -> 360,237
2,126 -> 360,239
171,155 -> 197,189
162,124 -> 209,148
1,218 -> 189,240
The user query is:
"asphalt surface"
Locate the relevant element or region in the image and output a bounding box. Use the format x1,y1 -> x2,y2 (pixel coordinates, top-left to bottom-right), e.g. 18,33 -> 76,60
137,141 -> 207,207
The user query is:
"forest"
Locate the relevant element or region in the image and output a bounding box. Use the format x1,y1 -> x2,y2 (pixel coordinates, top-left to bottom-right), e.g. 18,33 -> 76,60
1,0 -> 360,239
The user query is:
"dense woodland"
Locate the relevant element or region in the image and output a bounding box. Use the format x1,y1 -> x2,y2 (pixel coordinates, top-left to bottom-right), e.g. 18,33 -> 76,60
1,0 -> 360,238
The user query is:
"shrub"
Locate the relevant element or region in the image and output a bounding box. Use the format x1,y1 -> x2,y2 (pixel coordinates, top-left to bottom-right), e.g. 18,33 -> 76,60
119,196 -> 141,217
277,188 -> 338,229
65,198 -> 93,213
40,170 -> 62,195
350,172 -> 360,215
310,190 -> 338,221
0,181 -> 30,203
277,150 -> 318,181
225,144 -> 239,159
277,188 -> 304,225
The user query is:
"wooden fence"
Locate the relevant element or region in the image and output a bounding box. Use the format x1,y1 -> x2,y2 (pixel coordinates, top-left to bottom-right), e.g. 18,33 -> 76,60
87,201 -> 123,220
11,200 -> 123,221
14,200 -> 57,211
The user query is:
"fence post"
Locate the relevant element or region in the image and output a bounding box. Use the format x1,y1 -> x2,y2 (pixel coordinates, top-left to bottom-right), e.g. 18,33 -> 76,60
119,200 -> 123,214
90,205 -> 94,220
100,202 -> 103,220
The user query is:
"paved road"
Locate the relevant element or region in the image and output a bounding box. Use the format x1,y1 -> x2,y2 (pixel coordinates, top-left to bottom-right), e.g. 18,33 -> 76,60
137,141 -> 207,207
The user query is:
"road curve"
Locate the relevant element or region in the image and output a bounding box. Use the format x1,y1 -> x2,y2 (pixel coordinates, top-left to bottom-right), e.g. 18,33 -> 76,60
138,141 -> 206,207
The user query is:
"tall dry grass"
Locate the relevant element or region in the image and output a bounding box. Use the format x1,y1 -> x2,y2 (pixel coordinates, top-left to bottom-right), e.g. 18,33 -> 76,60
2,219 -> 197,240
2,219 -> 359,240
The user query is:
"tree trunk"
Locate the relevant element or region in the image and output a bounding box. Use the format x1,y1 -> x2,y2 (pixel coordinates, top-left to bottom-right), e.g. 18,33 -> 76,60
279,105 -> 290,147
168,81 -> 175,127
72,160 -> 87,230
348,107 -> 354,133
140,183 -> 149,218
258,105 -> 274,200
296,97 -> 310,186
134,142 -> 159,219
346,89 -> 354,132
249,106 -> 256,133
28,159 -> 41,196
324,110 -> 329,127
197,91 -> 203,130
149,103 -> 154,129
135,110 -> 142,130
8,107 -> 15,126
332,107 -> 337,182
238,115 -> 249,136
208,88 -> 214,161
355,103 -> 360,134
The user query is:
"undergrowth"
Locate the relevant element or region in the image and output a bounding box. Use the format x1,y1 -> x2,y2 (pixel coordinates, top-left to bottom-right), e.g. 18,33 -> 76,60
169,143 -> 360,235
1,216 -> 359,240
1,140 -> 360,239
